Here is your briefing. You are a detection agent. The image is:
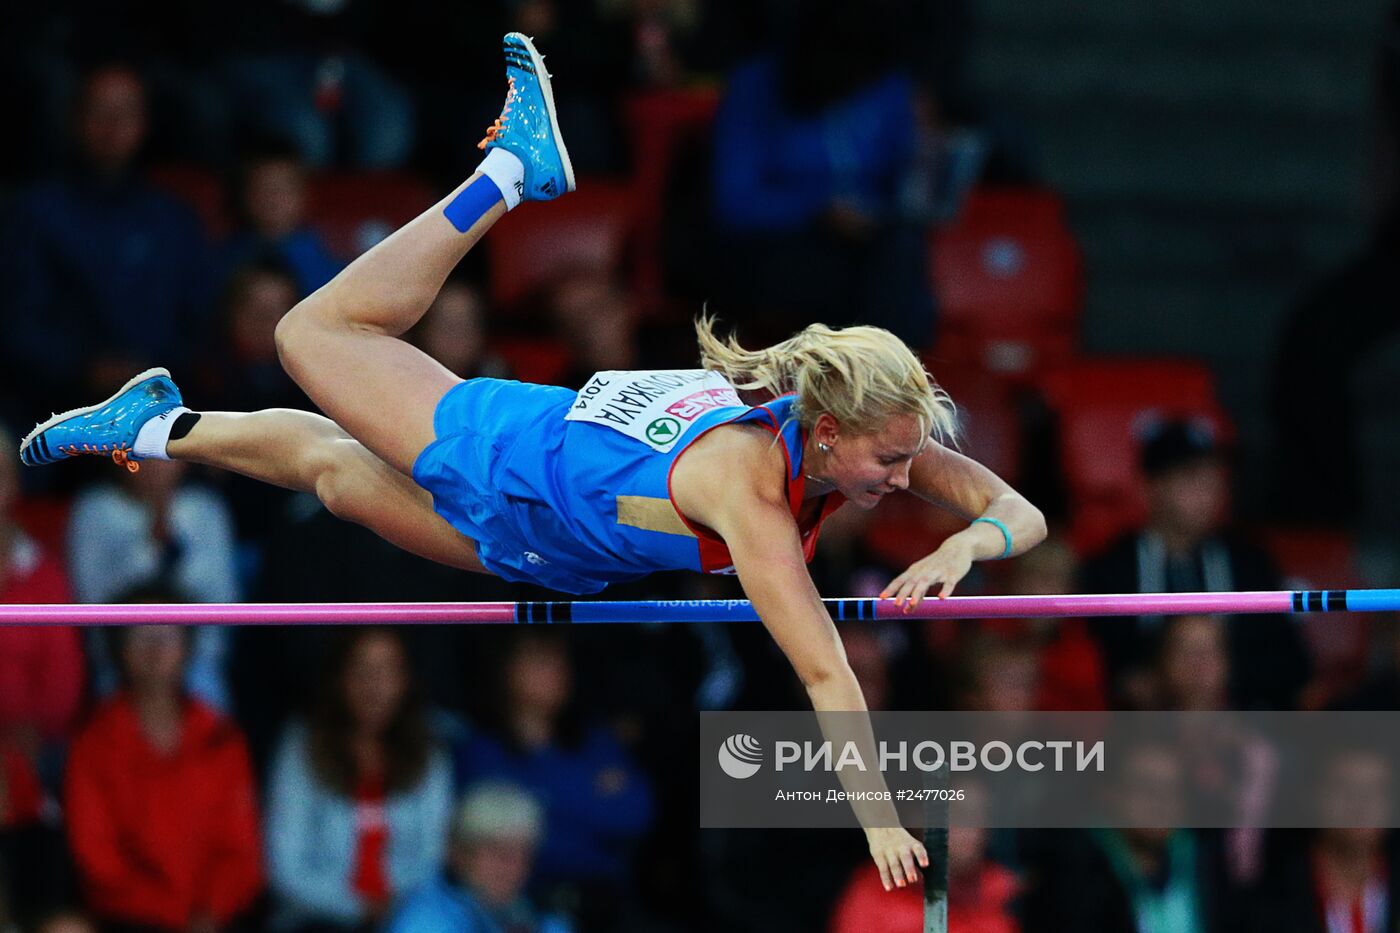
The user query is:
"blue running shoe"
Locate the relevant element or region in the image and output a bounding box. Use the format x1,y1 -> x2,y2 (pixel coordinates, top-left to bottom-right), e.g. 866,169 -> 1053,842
478,32 -> 575,202
18,368 -> 183,473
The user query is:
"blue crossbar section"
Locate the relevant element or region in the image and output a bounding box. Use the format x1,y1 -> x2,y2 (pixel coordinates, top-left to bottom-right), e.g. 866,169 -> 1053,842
1344,589 -> 1400,612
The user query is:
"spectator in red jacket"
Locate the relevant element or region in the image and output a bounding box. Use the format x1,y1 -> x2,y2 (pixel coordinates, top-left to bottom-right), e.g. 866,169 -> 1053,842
64,621 -> 263,932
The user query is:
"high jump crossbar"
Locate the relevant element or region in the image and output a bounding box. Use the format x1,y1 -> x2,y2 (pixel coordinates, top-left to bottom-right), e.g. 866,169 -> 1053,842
0,589 -> 1396,625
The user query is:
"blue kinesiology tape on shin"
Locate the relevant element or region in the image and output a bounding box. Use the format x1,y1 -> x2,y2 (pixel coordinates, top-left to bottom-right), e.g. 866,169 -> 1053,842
443,175 -> 506,233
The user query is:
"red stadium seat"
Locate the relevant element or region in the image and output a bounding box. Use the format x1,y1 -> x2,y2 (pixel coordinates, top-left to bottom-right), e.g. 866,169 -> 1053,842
1037,358 -> 1231,553
307,171 -> 437,260
622,88 -> 720,316
931,187 -> 1083,378
487,181 -> 636,310
925,358 -> 1022,484
11,496 -> 71,555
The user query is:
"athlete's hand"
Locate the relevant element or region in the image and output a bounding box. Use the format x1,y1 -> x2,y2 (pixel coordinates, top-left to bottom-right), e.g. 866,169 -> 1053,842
881,538 -> 975,609
866,826 -> 928,891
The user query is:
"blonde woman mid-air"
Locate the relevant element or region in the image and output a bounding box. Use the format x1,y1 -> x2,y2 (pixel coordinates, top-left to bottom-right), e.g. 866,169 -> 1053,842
19,33 -> 1047,890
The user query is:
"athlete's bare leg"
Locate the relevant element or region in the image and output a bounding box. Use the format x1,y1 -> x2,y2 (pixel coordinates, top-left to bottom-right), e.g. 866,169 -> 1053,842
168,410 -> 486,572
273,181 -> 504,477
274,33 -> 573,478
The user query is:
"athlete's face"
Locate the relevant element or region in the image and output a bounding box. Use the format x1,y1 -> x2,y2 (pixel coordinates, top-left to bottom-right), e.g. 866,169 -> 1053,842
812,413 -> 927,509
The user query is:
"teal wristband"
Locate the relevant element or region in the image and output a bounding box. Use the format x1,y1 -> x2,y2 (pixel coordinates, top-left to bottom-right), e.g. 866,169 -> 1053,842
971,517 -> 1013,559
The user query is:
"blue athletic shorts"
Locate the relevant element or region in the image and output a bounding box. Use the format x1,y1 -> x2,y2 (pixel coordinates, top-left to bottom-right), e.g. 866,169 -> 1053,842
411,378 -> 614,594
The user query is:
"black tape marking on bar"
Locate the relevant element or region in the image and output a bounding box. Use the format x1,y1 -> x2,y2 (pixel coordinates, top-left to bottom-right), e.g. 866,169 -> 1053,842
1290,590 -> 1350,613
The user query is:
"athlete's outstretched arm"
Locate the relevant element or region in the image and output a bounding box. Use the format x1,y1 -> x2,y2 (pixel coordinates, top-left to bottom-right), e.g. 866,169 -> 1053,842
883,441 -> 1048,606
673,432 -> 927,892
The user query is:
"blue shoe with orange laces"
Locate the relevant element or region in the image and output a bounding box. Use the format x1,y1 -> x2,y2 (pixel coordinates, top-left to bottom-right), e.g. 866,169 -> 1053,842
18,368 -> 183,473
478,32 -> 575,202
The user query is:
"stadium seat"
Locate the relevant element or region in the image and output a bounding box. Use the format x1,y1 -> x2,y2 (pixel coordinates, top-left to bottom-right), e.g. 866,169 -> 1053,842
930,187 -> 1083,378
924,358 -> 1022,484
11,496 -> 70,556
487,181 -> 636,310
307,171 -> 437,260
1036,358 -> 1231,553
622,88 -> 720,315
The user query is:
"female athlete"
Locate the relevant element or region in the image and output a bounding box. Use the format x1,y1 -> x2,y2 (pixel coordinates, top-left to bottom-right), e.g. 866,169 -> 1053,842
19,33 -> 1047,892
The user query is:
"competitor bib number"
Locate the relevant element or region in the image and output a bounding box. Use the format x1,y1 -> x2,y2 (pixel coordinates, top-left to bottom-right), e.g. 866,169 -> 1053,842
565,370 -> 741,452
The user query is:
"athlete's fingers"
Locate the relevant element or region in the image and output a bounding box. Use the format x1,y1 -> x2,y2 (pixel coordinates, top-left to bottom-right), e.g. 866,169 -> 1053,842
899,846 -> 921,885
874,852 -> 893,891
880,576 -> 906,602
915,840 -> 930,868
910,578 -> 935,608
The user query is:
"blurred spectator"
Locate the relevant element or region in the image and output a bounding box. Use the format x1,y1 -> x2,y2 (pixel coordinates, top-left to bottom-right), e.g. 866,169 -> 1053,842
1023,743 -> 1230,933
215,141 -> 343,297
220,1 -> 414,169
598,0 -> 701,89
265,628 -> 452,933
837,624 -> 893,712
64,624 -> 262,931
1080,419 -> 1309,709
68,462 -> 239,711
387,781 -> 572,933
198,258 -> 311,415
193,258 -> 313,562
1249,749 -> 1400,932
0,63 -> 212,415
0,425 -> 83,769
1338,622 -> 1400,710
830,781 -> 1018,933
955,635 -> 1040,713
1151,615 -> 1277,878
454,632 -> 653,930
708,0 -> 934,345
407,281 -> 510,381
549,272 -> 639,387
1154,615 -> 1231,711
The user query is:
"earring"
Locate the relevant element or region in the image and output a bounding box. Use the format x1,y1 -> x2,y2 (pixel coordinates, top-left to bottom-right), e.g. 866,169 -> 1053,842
817,442 -> 832,453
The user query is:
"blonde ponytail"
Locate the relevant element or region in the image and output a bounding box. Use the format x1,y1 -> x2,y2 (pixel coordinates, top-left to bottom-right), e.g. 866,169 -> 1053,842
694,315 -> 958,443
